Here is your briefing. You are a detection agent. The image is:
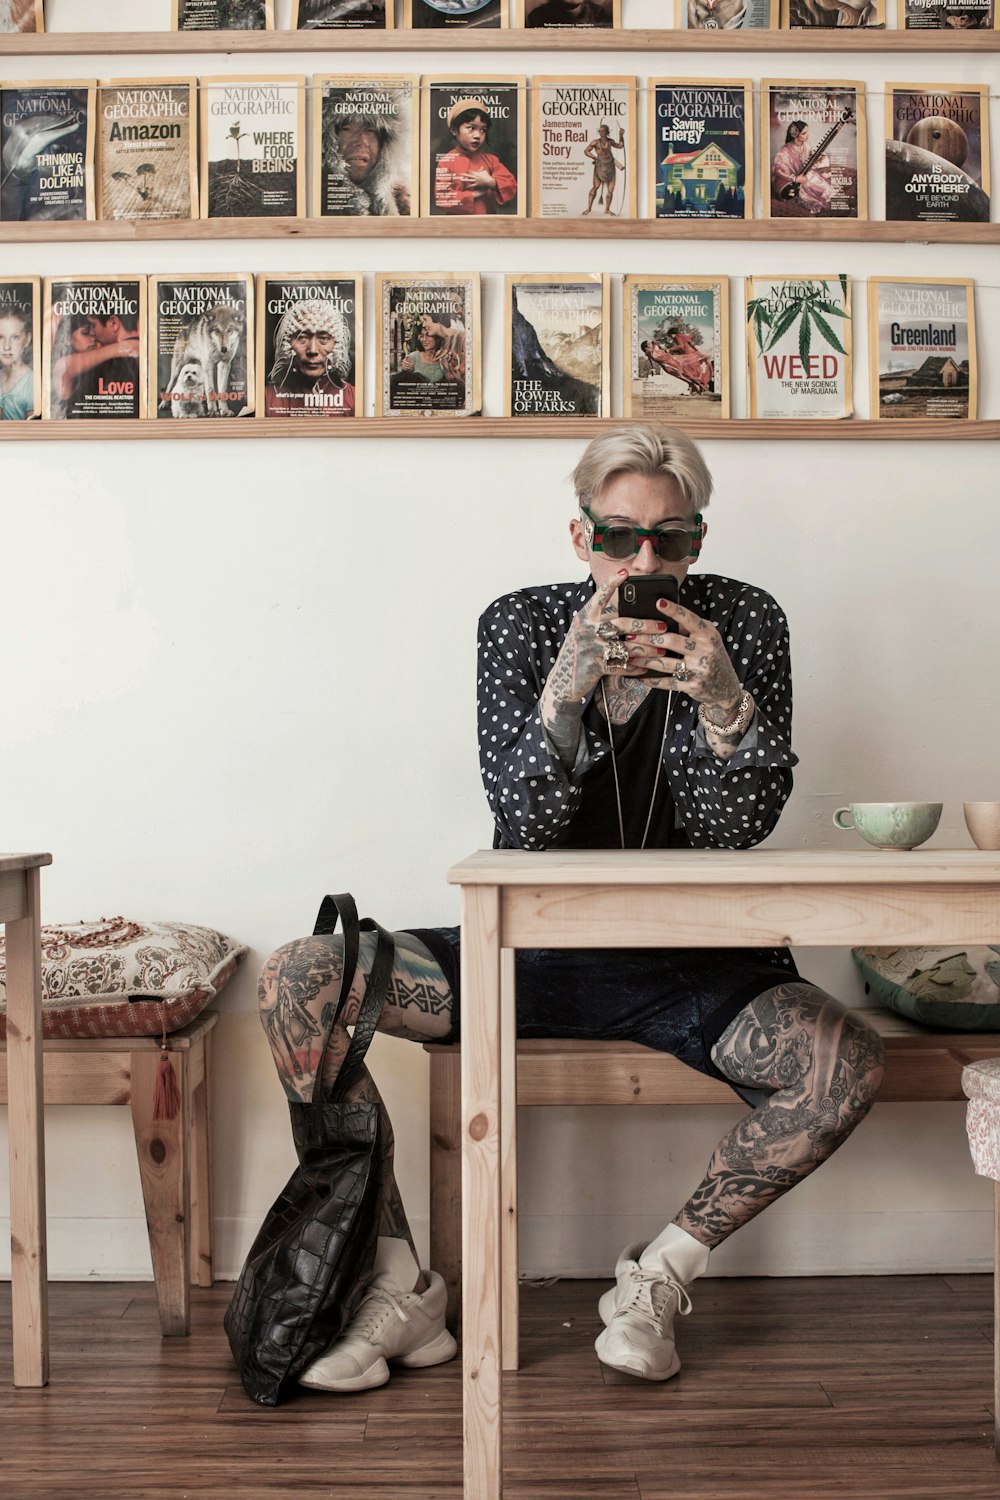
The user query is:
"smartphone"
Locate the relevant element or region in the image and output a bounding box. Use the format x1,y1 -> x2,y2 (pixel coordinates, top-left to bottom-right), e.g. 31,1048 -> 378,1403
618,574 -> 679,625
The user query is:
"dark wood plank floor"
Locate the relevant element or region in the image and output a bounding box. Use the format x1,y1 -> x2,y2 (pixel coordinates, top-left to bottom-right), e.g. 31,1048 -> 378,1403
0,1275 -> 997,1499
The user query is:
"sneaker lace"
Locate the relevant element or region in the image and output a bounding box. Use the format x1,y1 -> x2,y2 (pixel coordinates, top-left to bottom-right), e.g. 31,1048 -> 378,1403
618,1268 -> 692,1332
349,1285 -> 413,1342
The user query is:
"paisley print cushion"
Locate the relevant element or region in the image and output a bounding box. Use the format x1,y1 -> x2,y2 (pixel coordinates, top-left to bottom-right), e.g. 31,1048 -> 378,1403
853,945 -> 1000,1032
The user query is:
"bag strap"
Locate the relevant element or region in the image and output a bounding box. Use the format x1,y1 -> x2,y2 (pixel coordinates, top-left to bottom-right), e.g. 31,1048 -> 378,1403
310,893 -> 394,1102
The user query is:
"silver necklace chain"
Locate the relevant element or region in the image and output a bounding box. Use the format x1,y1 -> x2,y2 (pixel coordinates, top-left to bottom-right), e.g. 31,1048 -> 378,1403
600,681 -> 674,852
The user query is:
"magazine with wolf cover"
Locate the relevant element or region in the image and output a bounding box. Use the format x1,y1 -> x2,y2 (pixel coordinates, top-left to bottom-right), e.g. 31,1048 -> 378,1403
869,277 -> 976,420
763,80 -> 866,219
256,275 -> 361,418
293,0 -> 392,23
903,0 -> 995,25
0,276 -> 40,420
174,0 -> 273,27
0,1 -> 43,31
376,273 -> 480,417
98,80 -> 198,222
531,77 -> 635,220
200,77 -> 305,219
404,0 -> 505,25
623,277 -> 729,422
650,80 -> 752,221
314,75 -> 417,216
505,275 -> 610,418
422,78 -> 525,217
746,275 -> 852,419
0,81 -> 95,222
518,0 -> 619,24
150,273 -> 254,418
885,84 -> 990,223
42,275 -> 146,420
780,0 -> 884,25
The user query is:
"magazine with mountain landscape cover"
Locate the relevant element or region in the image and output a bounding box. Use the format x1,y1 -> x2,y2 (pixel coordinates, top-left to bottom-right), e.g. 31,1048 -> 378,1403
0,1 -> 43,30
762,80 -> 866,220
869,277 -> 976,420
256,274 -> 361,418
150,272 -> 254,418
0,276 -> 40,420
293,0 -> 392,23
422,77 -> 525,217
376,272 -> 480,417
98,80 -> 198,222
780,0 -> 884,24
404,0 -> 505,25
531,76 -> 636,220
314,75 -> 417,216
903,0 -> 995,24
174,0 -> 273,27
624,276 -> 729,421
677,0 -> 777,26
518,0 -> 619,23
0,81 -> 95,222
42,275 -> 146,420
885,83 -> 990,223
505,274 -> 609,418
746,274 -> 852,419
649,79 -> 751,221
200,77 -> 305,218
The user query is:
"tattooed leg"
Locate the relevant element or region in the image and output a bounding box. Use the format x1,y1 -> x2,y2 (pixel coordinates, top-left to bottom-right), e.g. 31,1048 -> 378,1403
672,983 -> 886,1249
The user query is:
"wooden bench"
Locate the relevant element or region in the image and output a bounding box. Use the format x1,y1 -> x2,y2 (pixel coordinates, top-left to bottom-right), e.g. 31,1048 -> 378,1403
425,1007 -> 1000,1332
0,1011 -> 216,1336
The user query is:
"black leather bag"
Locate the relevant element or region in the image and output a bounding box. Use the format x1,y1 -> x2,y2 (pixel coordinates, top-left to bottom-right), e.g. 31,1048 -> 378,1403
224,893 -> 393,1406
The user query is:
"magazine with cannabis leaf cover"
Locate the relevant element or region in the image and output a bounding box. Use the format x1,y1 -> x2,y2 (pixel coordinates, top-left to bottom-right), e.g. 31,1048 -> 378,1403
42,274 -> 147,420
200,77 -> 305,219
624,276 -> 729,421
0,1 -> 43,31
746,275 -> 852,419
174,0 -> 273,27
99,80 -> 198,222
868,277 -> 976,420
0,276 -> 41,420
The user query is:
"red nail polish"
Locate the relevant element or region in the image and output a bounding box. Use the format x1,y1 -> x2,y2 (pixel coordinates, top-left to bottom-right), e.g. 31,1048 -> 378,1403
626,634 -> 636,641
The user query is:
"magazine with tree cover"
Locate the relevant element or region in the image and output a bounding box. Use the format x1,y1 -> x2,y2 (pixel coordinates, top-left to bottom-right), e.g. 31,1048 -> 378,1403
518,0 -> 619,24
746,275 -> 852,419
0,276 -> 40,420
505,274 -> 610,418
422,78 -> 525,217
256,274 -> 361,418
531,77 -> 636,219
780,0 -> 884,24
0,1 -> 43,30
649,80 -> 751,221
314,75 -> 417,216
293,0 -> 392,23
42,275 -> 146,420
623,276 -> 729,421
403,0 -> 505,25
98,80 -> 198,222
676,0 -> 777,26
200,77 -> 305,219
150,273 -> 254,418
762,80 -> 866,219
174,0 -> 273,27
885,83 -> 990,223
376,273 -> 480,417
0,81 -> 95,221
902,0 -> 994,23
868,277 -> 976,420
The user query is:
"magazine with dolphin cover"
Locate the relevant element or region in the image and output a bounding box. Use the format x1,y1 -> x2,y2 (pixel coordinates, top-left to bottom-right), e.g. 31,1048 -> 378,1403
150,272 -> 254,419
98,79 -> 198,222
42,275 -> 146,420
531,76 -> 636,220
623,276 -> 729,422
505,274 -> 610,418
0,276 -> 40,420
422,77 -> 525,217
0,1 -> 43,30
903,0 -> 995,24
868,277 -> 976,420
403,0 -> 505,25
650,79 -> 752,221
518,0 -> 620,24
200,76 -> 305,219
885,83 -> 990,223
174,0 -> 273,27
676,0 -> 777,26
0,81 -> 96,222
293,0 -> 392,23
256,274 -> 361,418
746,274 -> 853,420
780,0 -> 884,24
762,80 -> 867,220
314,75 -> 417,217
376,272 -> 480,417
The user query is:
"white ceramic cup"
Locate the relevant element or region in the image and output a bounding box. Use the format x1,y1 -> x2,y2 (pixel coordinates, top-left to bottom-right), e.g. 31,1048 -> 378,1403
964,802 -> 1000,851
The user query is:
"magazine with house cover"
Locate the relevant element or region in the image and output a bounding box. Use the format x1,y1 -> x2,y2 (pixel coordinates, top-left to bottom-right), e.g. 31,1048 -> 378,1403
422,78 -> 525,217
0,275 -> 40,420
650,80 -> 752,221
903,0 -> 995,24
505,275 -> 609,418
404,0 -> 505,25
676,0 -> 777,26
293,0 -> 392,23
868,277 -> 976,420
0,1 -> 43,30
200,77 -> 305,219
375,273 -> 480,417
42,275 -> 146,420
780,0 -> 884,24
150,273 -> 254,418
885,83 -> 990,223
746,275 -> 852,420
519,0 -> 619,23
0,81 -> 95,222
531,77 -> 636,220
98,80 -> 198,222
762,80 -> 866,220
174,0 -> 273,27
623,276 -> 729,421
314,75 -> 417,217
256,274 -> 361,418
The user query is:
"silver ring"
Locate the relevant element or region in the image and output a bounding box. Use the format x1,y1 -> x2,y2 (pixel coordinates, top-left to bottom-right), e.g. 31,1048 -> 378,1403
596,621 -> 622,642
673,666 -> 691,682
602,640 -> 629,670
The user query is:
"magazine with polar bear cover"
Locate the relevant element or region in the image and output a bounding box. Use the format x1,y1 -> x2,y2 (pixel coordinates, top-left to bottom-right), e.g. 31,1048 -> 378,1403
624,276 -> 729,422
314,75 -> 417,217
404,0 -> 505,25
885,84 -> 990,223
746,274 -> 853,420
150,272 -> 254,419
0,81 -> 96,222
868,277 -> 976,420
376,272 -> 480,418
0,1 -> 44,30
0,276 -> 41,420
293,0 -> 392,23
505,274 -> 610,418
256,274 -> 362,418
200,76 -> 305,219
531,77 -> 636,220
99,79 -> 198,222
174,0 -> 273,27
42,275 -> 146,420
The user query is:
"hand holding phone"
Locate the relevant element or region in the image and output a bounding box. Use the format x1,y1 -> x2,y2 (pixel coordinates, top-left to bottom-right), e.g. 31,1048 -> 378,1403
617,575 -> 679,625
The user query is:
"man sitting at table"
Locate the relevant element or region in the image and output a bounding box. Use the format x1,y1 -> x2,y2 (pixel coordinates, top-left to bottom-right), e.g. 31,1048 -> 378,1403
257,423 -> 886,1391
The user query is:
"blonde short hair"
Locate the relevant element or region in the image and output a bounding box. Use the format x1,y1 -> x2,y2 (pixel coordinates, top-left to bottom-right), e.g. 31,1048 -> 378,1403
571,424 -> 713,515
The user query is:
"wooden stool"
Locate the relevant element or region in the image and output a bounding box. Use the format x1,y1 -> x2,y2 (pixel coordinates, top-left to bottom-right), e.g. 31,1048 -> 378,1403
0,1010 -> 216,1336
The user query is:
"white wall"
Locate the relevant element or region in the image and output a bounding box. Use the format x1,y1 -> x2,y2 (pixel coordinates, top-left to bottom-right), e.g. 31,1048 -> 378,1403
1,0 -> 997,1282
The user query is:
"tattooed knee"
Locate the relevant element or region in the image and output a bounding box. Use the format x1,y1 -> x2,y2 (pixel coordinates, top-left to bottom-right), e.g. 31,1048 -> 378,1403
840,1012 -> 886,1107
257,934 -> 345,1021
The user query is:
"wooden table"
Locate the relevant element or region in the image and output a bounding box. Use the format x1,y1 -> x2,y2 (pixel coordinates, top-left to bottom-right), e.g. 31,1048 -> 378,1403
1,853 -> 51,1386
448,847 -> 1000,1500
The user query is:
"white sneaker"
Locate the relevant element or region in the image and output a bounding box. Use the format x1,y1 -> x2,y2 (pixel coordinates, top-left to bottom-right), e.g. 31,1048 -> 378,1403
299,1270 -> 458,1393
594,1241 -> 692,1382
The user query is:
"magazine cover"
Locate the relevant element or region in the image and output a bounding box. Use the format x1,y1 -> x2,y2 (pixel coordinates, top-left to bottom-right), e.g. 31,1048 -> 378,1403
150,273 -> 254,418
650,80 -> 752,221
404,0 -> 505,25
200,77 -> 305,219
293,0 -> 392,23
314,75 -> 417,216
98,80 -> 198,222
677,0 -> 777,26
903,0 -> 995,24
780,0 -> 884,24
0,275 -> 40,420
256,274 -> 361,418
422,78 -> 525,217
746,274 -> 852,419
531,77 -> 636,219
623,276 -> 729,421
0,1 -> 43,30
505,275 -> 610,418
869,277 -> 976,420
375,273 -> 480,417
174,0 -> 273,27
42,275 -> 146,420
885,84 -> 990,223
519,0 -> 619,23
0,81 -> 95,222
762,80 -> 867,219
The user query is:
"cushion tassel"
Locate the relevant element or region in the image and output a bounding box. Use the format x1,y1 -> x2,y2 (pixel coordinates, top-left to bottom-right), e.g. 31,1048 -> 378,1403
153,1009 -> 180,1122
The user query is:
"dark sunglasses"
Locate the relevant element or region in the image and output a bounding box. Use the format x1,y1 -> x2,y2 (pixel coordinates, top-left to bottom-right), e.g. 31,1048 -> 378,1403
581,502 -> 703,563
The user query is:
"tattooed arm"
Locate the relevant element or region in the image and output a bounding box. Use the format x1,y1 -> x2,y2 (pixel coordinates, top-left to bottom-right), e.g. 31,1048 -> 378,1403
537,573 -> 625,768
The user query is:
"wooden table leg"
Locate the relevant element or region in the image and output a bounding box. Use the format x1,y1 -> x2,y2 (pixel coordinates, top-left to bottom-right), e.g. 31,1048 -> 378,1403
501,949 -> 519,1375
995,1181 -> 1000,1461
